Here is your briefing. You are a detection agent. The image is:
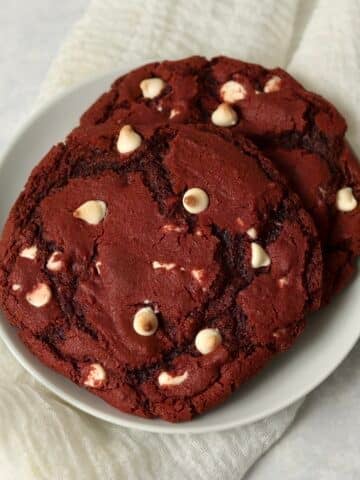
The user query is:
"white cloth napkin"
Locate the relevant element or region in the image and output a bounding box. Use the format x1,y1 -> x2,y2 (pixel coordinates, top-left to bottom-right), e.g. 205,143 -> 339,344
1,0 -> 359,478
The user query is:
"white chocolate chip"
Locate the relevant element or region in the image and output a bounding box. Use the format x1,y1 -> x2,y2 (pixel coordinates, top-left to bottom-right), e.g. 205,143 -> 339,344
251,243 -> 271,269
133,307 -> 158,336
158,371 -> 188,387
26,283 -> 52,308
46,251 -> 63,272
95,261 -> 102,275
246,227 -> 257,239
335,187 -> 358,212
220,80 -> 247,103
12,284 -> 21,292
169,108 -> 180,119
255,90 -> 261,95
162,224 -> 185,233
195,328 -> 222,355
211,103 -> 238,127
116,125 -> 142,154
19,245 -> 37,260
152,261 -> 176,271
84,363 -> 106,388
278,276 -> 289,288
191,269 -> 207,292
183,188 -> 209,214
264,75 -> 282,93
73,200 -> 107,225
156,104 -> 163,112
191,269 -> 205,284
140,77 -> 166,99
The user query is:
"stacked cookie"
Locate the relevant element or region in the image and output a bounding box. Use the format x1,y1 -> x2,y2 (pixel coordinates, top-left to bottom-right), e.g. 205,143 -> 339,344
0,57 -> 359,422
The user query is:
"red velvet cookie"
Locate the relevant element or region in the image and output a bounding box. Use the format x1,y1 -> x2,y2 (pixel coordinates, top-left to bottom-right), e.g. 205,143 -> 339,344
0,123 -> 321,422
79,56 -> 360,302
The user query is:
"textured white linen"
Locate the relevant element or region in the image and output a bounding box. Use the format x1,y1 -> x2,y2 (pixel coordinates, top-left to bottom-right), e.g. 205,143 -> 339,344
1,0 -> 359,478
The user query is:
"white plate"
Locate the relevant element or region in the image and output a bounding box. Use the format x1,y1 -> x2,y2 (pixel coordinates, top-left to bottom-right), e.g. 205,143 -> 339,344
0,66 -> 359,435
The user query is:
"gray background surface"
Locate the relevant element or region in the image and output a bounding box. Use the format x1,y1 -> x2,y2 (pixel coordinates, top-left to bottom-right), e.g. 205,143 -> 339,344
0,1 -> 359,478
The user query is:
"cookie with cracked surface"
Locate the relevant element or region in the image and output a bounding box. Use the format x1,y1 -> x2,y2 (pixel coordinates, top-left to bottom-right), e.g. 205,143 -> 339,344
78,56 -> 360,302
0,123 -> 322,422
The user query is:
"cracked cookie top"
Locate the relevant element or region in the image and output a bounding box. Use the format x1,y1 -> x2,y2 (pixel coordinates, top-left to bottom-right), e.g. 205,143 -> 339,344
0,123 -> 321,421
78,56 -> 360,301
